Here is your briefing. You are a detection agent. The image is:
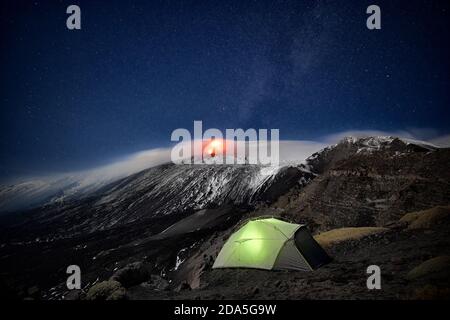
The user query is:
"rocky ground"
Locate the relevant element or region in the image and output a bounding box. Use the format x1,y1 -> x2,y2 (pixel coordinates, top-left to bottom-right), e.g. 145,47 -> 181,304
21,205 -> 447,301
122,206 -> 450,300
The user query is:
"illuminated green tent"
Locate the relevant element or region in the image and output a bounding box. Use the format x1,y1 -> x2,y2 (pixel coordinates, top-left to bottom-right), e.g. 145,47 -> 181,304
213,217 -> 330,271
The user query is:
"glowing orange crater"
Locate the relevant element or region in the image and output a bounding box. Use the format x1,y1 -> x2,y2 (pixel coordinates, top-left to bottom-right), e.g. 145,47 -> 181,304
204,139 -> 224,158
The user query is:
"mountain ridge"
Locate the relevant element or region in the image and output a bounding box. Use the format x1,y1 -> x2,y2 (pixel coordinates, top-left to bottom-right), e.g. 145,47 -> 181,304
0,136 -> 449,299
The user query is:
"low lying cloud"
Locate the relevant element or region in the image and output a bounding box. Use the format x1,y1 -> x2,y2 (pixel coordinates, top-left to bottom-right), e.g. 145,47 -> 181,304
428,134 -> 450,148
6,129 -> 450,185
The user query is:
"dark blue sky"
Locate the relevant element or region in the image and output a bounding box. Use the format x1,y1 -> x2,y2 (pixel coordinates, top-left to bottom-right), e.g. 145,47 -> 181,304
1,0 -> 449,178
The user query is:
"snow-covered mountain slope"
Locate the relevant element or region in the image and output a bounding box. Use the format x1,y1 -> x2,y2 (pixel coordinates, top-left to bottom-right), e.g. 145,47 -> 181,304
93,164 -> 283,218
0,175 -> 112,214
0,140 -> 325,214
0,148 -> 174,213
0,173 -> 130,214
0,163 -> 306,216
3,163 -> 313,235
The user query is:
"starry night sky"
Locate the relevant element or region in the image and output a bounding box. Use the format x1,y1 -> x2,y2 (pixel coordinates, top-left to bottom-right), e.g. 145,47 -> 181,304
0,0 -> 449,178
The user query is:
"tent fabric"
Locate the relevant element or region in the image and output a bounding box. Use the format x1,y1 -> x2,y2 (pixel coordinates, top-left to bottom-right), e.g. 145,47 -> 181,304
294,227 -> 332,269
273,239 -> 311,271
213,217 -> 330,271
213,219 -> 297,270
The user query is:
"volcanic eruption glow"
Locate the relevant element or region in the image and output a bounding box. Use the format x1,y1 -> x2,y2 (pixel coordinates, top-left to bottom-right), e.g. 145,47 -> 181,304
205,139 -> 224,157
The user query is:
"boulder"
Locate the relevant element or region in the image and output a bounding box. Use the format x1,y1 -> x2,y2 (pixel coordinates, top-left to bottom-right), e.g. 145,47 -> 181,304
140,275 -> 170,291
314,227 -> 388,248
26,286 -> 40,299
110,262 -> 150,288
406,256 -> 450,281
86,280 -> 127,300
175,281 -> 191,292
413,285 -> 450,300
63,289 -> 83,300
400,206 -> 450,230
